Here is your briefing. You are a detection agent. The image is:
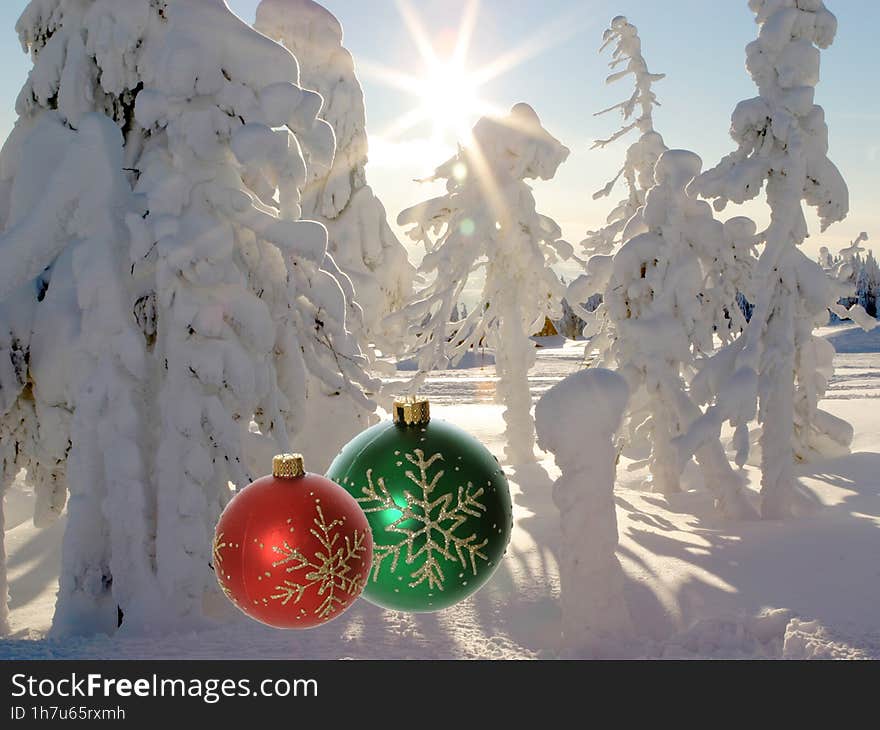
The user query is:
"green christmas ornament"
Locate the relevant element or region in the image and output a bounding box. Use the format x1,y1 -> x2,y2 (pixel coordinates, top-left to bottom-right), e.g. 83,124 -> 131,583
326,397 -> 512,612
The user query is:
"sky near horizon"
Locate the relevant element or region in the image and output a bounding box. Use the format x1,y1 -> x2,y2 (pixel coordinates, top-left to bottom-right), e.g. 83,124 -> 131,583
0,0 -> 877,260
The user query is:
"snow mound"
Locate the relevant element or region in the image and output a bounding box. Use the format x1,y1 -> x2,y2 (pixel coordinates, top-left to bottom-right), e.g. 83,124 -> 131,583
536,368 -> 628,448
536,369 -> 632,654
655,611 -> 878,660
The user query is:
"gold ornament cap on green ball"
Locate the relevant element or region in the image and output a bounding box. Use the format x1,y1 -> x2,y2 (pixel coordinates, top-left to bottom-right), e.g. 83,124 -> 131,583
327,396 -> 512,612
392,396 -> 431,426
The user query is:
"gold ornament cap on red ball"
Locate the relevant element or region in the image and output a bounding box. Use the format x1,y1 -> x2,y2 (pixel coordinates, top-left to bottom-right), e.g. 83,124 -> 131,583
272,452 -> 305,479
393,396 -> 431,426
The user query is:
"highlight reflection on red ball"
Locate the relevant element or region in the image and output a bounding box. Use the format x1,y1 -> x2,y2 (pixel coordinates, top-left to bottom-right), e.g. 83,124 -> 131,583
213,461 -> 372,629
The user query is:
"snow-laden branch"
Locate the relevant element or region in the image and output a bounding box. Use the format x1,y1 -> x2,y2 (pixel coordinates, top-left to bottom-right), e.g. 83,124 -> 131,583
255,0 -> 415,357
0,115 -> 119,302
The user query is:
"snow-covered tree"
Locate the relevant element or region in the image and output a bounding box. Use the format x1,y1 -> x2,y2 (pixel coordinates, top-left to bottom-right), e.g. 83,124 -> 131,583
0,0 -> 378,635
684,0 -> 857,518
818,233 -> 876,322
574,150 -> 755,517
845,241 -> 879,319
829,232 -> 867,274
393,104 -> 571,464
255,0 -> 414,355
581,16 -> 667,257
854,254 -> 877,316
829,236 -> 878,325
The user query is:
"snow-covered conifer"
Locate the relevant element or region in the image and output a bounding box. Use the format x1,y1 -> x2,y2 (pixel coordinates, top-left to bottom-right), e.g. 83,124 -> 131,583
685,0 -> 857,517
819,233 -> 876,322
788,234 -> 879,459
394,104 -> 571,464
255,0 -> 415,354
573,149 -> 755,516
582,16 -> 667,257
0,0 -> 378,634
842,240 -> 879,318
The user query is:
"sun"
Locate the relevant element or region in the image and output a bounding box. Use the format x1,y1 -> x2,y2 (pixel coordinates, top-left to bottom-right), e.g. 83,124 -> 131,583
356,0 -> 495,150
417,59 -> 484,143
357,0 -> 586,164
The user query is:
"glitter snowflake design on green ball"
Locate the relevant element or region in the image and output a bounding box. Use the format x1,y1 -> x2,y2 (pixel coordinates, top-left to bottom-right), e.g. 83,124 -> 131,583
357,449 -> 490,591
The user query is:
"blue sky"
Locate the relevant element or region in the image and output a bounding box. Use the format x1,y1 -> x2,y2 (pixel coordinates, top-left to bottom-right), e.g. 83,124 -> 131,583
1,0 -> 878,257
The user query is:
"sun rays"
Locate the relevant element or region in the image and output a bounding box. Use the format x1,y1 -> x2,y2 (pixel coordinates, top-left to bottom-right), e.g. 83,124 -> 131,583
356,0 -> 497,147
359,0 -> 589,154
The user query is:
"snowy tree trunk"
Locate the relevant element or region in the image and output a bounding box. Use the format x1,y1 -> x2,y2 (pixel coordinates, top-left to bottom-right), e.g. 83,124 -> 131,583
735,151 -> 808,519
152,284 -> 253,626
648,377 -> 680,494
758,288 -> 797,519
154,364 -> 221,627
54,399 -> 116,635
52,115 -> 160,635
496,295 -> 537,464
555,459 -> 633,654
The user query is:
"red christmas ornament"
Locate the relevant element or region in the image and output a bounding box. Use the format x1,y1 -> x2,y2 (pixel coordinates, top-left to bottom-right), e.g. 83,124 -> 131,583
213,453 -> 373,629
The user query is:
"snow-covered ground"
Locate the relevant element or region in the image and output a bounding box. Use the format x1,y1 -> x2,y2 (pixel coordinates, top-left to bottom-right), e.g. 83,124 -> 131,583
2,323 -> 878,659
